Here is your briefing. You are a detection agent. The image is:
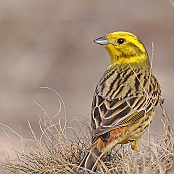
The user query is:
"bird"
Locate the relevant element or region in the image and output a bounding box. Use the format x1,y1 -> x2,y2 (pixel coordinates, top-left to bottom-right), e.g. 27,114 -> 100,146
76,31 -> 161,173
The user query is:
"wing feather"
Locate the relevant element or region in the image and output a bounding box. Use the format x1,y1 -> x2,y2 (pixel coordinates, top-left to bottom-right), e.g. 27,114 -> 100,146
91,73 -> 161,140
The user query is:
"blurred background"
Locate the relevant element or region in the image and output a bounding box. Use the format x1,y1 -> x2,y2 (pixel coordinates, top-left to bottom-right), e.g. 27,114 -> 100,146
0,0 -> 174,169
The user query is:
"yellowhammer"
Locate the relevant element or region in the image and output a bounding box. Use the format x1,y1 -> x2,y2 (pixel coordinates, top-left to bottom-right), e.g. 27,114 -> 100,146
76,31 -> 161,173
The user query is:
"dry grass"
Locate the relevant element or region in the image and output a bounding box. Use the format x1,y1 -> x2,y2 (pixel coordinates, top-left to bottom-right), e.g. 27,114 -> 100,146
0,88 -> 174,174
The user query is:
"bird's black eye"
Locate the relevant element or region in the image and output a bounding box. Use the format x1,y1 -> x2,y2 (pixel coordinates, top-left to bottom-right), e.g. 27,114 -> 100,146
117,38 -> 125,44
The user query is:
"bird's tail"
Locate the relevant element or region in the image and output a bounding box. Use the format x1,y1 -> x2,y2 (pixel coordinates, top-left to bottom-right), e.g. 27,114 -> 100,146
75,138 -> 118,173
74,126 -> 132,173
78,145 -> 101,173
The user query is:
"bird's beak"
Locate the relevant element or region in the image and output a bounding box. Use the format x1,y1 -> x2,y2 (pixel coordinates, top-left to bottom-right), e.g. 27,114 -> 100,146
94,36 -> 110,45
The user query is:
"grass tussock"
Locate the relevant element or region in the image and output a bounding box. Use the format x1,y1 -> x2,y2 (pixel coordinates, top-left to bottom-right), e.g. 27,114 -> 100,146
0,87 -> 174,174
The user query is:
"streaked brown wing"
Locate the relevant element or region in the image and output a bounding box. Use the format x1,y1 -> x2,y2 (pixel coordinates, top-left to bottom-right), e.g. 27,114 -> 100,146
91,92 -> 154,138
91,74 -> 160,139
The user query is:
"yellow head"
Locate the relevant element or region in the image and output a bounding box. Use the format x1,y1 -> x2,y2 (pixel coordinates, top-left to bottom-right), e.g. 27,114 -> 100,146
94,31 -> 149,66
